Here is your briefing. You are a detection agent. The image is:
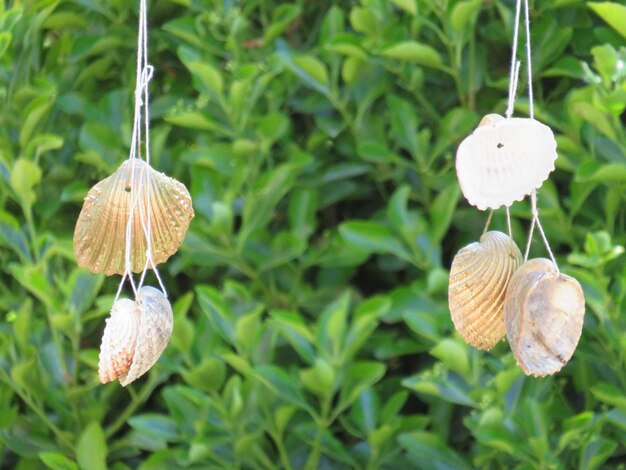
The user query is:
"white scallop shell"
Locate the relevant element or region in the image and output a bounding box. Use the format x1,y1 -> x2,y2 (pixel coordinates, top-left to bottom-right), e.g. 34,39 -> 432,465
504,258 -> 585,377
456,115 -> 557,210
448,231 -> 522,350
74,158 -> 194,276
98,286 -> 173,386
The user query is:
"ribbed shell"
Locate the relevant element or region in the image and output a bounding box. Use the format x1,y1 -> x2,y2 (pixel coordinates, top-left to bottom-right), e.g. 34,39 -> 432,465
119,286 -> 173,386
448,231 -> 523,350
504,258 -> 585,377
74,159 -> 194,275
98,299 -> 141,384
456,115 -> 557,210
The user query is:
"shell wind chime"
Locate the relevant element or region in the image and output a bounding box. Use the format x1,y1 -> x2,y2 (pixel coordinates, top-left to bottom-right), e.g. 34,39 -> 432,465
74,0 -> 193,386
447,0 -> 585,377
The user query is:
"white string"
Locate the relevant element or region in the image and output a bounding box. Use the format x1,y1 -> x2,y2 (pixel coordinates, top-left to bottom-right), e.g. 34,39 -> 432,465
523,0 -> 534,120
524,191 -> 559,273
505,0 -> 522,118
505,206 -> 513,240
115,0 -> 167,301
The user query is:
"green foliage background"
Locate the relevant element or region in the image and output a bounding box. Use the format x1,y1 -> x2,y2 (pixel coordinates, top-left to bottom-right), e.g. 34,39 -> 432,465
1,0 -> 626,468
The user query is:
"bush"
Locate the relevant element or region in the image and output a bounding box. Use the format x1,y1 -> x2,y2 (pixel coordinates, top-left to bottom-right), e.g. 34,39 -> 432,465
1,0 -> 626,468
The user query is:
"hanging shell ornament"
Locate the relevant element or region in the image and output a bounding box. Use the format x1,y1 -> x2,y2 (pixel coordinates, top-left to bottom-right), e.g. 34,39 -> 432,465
455,114 -> 557,211
504,258 -> 585,377
74,158 -> 194,276
448,231 -> 523,350
99,286 -> 173,386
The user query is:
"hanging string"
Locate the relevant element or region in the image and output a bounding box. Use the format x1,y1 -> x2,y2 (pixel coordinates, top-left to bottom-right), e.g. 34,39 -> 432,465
523,0 -> 534,119
505,0 -> 522,118
505,206 -> 513,240
524,190 -> 559,273
116,0 -> 167,301
482,210 -> 494,235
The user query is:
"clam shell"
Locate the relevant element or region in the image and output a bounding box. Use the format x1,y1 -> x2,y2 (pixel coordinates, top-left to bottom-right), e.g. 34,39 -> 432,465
504,258 -> 585,377
119,286 -> 173,386
98,298 -> 141,384
456,115 -> 557,210
448,231 -> 523,350
74,159 -> 194,275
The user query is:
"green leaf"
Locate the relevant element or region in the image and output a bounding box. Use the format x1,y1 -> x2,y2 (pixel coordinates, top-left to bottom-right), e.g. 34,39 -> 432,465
292,55 -> 329,85
588,2 -> 626,40
430,184 -> 460,244
430,339 -> 469,377
390,0 -> 416,16
39,452 -> 79,470
264,4 -> 302,44
239,164 -> 300,246
10,158 -> 42,206
317,291 -> 350,360
185,61 -> 224,97
380,41 -> 443,68
76,422 -> 107,470
339,220 -> 410,259
451,0 -> 482,32
254,365 -> 313,413
337,362 -> 386,413
181,358 -> 226,393
575,162 -> 626,183
398,431 -> 471,469
128,414 -> 179,442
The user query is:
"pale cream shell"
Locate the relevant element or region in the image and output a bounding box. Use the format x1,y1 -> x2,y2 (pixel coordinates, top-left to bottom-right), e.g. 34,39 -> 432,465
98,286 -> 173,386
456,115 -> 557,210
448,231 -> 523,350
120,286 -> 173,386
74,159 -> 194,275
504,258 -> 585,377
98,298 -> 141,384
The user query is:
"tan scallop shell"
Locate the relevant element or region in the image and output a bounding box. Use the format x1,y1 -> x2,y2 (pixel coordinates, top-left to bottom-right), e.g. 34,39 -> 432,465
456,114 -> 557,210
98,286 -> 174,386
504,258 -> 585,377
74,158 -> 194,275
448,231 -> 523,350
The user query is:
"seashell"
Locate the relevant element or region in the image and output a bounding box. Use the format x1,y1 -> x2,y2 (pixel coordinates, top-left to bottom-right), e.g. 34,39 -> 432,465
456,114 -> 557,210
448,231 -> 523,350
74,158 -> 194,276
504,258 -> 585,377
98,286 -> 173,386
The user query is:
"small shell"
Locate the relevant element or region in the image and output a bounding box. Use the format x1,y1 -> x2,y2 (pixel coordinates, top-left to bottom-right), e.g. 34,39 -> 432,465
120,286 -> 173,386
74,159 -> 194,275
456,115 -> 557,210
98,286 -> 173,386
448,231 -> 523,350
504,258 -> 585,377
98,299 -> 141,384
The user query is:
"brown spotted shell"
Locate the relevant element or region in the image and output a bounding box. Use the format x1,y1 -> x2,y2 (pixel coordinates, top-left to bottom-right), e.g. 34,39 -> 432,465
448,231 -> 523,350
504,258 -> 585,377
456,115 -> 557,210
74,158 -> 194,276
98,286 -> 173,386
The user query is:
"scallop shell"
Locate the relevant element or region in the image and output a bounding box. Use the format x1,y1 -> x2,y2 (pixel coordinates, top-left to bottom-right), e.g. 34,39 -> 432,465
448,231 -> 523,350
98,286 -> 173,386
74,159 -> 194,275
504,258 -> 585,377
456,115 -> 557,210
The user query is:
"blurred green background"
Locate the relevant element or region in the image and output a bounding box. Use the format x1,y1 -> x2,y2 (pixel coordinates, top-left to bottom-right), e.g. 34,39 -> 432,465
1,0 -> 626,468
